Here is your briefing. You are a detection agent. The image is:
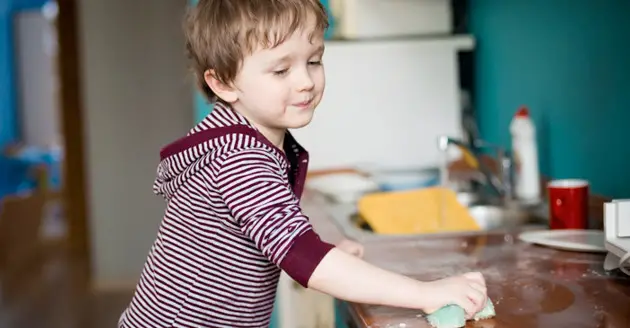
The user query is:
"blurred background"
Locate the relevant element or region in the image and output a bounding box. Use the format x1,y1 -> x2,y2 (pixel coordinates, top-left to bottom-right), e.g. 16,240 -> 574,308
0,0 -> 628,327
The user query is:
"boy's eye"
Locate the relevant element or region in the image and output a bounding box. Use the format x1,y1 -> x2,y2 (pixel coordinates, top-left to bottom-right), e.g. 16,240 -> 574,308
308,60 -> 322,66
273,69 -> 289,76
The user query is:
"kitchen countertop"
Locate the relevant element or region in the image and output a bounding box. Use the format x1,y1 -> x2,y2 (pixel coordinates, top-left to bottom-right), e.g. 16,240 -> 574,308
301,191 -> 630,328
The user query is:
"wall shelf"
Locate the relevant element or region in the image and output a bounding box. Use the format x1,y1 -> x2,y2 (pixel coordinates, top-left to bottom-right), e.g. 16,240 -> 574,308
325,34 -> 475,51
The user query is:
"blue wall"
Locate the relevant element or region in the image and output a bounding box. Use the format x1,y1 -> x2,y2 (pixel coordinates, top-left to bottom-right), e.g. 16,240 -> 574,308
470,0 -> 630,198
0,0 -> 47,147
0,1 -> 19,147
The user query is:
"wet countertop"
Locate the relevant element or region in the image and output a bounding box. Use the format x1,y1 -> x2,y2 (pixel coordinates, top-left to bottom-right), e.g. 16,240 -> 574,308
344,233 -> 630,328
302,191 -> 630,328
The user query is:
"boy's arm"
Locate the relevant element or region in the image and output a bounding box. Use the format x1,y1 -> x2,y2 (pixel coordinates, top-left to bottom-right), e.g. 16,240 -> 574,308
307,250 -> 487,315
214,147 -> 334,287
214,147 -> 486,314
307,247 -> 431,309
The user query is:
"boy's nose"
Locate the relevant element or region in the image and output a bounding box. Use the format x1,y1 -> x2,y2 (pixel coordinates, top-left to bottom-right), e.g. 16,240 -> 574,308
295,72 -> 315,91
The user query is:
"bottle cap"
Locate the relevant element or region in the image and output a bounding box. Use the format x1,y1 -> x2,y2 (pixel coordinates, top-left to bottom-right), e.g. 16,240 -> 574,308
515,106 -> 529,117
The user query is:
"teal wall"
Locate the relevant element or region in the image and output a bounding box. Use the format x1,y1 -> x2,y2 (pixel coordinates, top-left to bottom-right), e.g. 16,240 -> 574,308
470,0 -> 630,198
189,0 -> 213,123
194,89 -> 213,123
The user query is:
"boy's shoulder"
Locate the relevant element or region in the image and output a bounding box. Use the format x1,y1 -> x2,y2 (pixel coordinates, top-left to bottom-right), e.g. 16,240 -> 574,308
211,128 -> 277,160
159,124 -> 262,162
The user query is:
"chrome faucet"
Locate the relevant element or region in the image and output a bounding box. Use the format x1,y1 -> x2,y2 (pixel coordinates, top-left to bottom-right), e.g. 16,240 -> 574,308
437,135 -> 514,199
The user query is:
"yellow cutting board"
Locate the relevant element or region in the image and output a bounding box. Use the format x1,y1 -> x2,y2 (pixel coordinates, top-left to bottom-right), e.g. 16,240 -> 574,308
357,187 -> 480,234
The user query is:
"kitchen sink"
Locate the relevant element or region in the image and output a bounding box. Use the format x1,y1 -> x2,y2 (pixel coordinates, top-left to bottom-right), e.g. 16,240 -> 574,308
468,204 -> 541,230
325,192 -> 548,243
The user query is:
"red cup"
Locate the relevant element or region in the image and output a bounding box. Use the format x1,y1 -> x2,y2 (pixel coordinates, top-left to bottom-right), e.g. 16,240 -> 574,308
547,179 -> 589,229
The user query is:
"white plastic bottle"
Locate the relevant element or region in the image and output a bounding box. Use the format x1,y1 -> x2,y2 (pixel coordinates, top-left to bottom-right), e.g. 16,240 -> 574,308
510,106 -> 541,203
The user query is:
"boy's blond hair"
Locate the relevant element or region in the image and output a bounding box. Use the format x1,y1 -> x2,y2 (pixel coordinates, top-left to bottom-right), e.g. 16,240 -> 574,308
184,0 -> 329,101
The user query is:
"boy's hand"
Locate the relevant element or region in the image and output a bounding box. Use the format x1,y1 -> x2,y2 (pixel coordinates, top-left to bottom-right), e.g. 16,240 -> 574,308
336,239 -> 364,258
420,272 -> 487,318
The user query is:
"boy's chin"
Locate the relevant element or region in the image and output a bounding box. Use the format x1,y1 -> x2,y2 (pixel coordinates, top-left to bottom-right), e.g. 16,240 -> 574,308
287,115 -> 313,129
284,112 -> 315,130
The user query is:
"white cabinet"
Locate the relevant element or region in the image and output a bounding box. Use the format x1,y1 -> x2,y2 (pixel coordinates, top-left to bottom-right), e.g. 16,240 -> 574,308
332,0 -> 452,39
276,272 -> 336,328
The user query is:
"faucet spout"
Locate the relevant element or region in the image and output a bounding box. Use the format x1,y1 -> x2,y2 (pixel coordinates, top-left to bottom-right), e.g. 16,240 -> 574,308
437,135 -> 513,200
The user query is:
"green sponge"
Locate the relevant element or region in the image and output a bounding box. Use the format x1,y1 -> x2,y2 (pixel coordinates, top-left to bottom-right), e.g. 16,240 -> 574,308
425,299 -> 495,328
473,298 -> 495,320
426,304 -> 466,328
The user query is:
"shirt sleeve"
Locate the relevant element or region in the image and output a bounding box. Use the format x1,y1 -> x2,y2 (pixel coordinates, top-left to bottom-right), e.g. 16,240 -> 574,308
214,147 -> 335,287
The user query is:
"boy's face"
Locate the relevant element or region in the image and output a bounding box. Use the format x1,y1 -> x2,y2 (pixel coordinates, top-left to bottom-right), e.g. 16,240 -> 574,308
230,23 -> 326,132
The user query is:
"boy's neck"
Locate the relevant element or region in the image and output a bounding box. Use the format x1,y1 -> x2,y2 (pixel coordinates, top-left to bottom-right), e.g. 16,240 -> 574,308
257,125 -> 286,152
227,104 -> 286,151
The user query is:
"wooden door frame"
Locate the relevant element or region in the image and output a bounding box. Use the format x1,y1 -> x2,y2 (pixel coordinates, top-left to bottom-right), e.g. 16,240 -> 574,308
56,0 -> 91,269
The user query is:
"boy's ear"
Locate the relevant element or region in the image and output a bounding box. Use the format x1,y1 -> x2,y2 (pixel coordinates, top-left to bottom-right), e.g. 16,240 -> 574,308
204,69 -> 238,103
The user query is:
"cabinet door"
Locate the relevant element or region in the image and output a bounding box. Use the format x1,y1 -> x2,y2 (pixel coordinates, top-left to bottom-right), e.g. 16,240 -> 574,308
276,272 -> 335,328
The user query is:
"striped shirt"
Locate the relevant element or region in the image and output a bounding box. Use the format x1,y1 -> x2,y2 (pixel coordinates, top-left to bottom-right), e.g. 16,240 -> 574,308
118,101 -> 335,328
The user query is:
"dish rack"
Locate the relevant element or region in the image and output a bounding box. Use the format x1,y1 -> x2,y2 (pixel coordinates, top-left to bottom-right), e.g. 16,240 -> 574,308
603,200 -> 630,276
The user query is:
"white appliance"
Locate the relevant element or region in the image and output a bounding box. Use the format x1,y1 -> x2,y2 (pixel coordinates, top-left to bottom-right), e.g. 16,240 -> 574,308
603,200 -> 630,276
291,36 -> 474,170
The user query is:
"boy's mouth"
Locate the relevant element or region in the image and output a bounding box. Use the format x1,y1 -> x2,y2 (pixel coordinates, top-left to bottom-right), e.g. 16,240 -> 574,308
292,98 -> 313,109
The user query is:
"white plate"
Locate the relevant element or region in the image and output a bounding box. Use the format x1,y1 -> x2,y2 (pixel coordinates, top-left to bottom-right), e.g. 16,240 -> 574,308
306,173 -> 379,203
518,229 -> 607,253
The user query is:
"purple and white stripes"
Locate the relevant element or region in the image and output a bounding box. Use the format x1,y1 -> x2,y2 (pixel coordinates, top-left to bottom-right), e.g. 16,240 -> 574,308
118,101 -> 334,328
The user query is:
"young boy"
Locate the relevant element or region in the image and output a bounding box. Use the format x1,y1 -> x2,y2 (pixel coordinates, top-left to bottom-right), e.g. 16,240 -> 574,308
118,1 -> 488,327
